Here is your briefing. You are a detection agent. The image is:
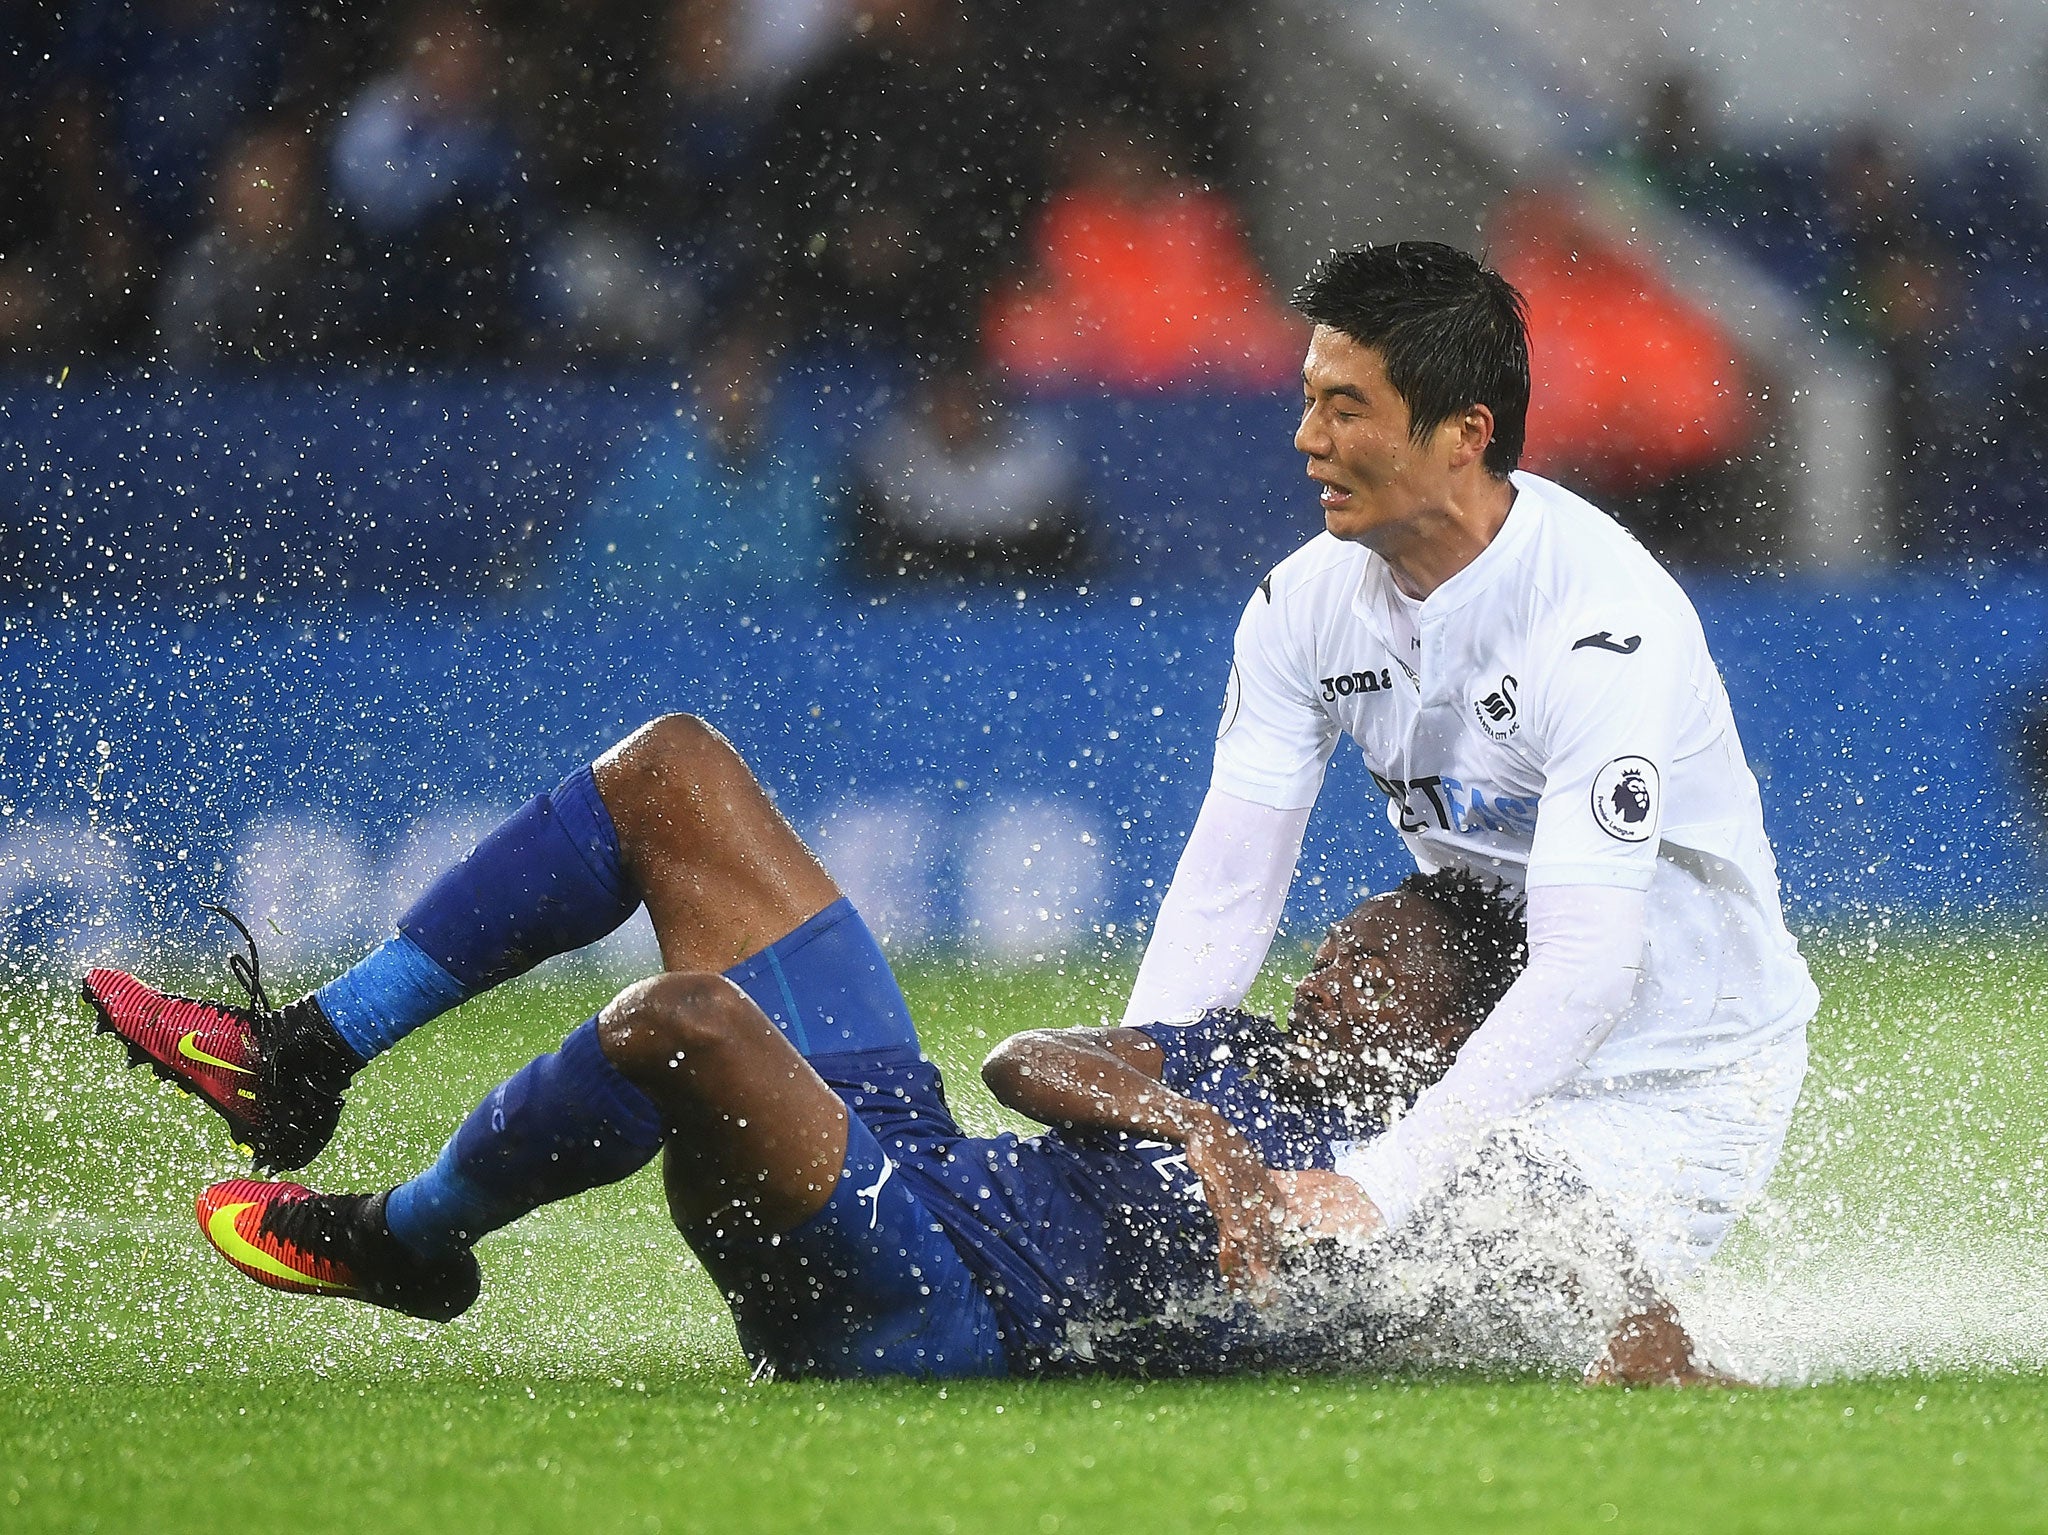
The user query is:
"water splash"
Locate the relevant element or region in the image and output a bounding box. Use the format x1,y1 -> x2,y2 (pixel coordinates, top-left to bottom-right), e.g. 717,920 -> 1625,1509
6,932 -> 2047,1386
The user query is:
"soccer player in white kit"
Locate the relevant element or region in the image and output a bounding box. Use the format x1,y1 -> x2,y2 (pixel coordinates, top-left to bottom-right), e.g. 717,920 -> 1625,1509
1125,243 -> 1817,1368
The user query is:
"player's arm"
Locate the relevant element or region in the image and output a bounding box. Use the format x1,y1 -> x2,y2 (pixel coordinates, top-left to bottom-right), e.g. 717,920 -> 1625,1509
981,1027 -> 1287,1288
1122,790 -> 1312,1027
1330,883 -> 1648,1233
1333,606 -> 1682,1231
1122,577 -> 1334,1026
982,1025 -> 1169,1132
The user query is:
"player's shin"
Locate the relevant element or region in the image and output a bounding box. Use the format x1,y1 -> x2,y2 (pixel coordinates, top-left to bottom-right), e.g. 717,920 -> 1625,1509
313,764 -> 640,1062
382,1017 -> 664,1260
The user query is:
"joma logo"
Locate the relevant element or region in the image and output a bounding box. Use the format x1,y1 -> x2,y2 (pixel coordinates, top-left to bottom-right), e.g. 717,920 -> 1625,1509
1320,668 -> 1393,701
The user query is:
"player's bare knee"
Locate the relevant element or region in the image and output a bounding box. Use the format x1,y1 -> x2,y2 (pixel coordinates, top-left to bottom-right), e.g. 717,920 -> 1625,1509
603,712 -> 742,791
596,971 -> 754,1085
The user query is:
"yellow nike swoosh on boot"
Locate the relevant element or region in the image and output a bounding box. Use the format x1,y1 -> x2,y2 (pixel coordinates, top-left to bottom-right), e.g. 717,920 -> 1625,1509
205,1202 -> 351,1293
179,1030 -> 254,1075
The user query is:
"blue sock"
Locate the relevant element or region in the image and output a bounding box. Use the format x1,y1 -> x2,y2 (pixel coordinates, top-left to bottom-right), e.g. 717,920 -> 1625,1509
384,1019 -> 664,1260
314,934 -> 465,1062
314,765 -> 640,1062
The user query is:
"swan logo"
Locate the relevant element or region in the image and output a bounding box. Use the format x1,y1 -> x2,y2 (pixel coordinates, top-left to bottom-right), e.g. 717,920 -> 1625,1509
1472,675 -> 1520,739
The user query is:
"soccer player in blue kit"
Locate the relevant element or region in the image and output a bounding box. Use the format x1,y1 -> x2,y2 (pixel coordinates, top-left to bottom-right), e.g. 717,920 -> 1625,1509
83,713 -> 1564,1379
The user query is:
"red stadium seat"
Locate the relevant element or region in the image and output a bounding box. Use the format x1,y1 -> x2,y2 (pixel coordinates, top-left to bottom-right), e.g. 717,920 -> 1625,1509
1490,190 -> 1753,492
986,183 -> 1304,388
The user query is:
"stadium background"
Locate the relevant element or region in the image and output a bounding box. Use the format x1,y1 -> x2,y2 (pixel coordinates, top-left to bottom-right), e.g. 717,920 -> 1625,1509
10,5 -> 2048,1532
7,0 -> 2048,980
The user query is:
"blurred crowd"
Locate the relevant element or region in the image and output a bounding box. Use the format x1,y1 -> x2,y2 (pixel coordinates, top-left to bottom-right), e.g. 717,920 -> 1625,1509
0,0 -> 1287,383
4,0 -> 1307,584
1615,69 -> 2048,560
5,3 -> 2048,572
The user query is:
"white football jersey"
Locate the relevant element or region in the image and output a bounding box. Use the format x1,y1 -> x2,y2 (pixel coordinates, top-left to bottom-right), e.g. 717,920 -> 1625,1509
1213,471 -> 1816,1077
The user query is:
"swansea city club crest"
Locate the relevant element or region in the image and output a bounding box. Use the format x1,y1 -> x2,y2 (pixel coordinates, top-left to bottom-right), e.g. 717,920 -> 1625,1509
1472,674 -> 1520,739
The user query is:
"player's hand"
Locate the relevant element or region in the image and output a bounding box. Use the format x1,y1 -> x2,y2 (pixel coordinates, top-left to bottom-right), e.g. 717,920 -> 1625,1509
1181,1110 -> 1286,1292
1271,1168 -> 1385,1246
1584,1302 -> 1747,1388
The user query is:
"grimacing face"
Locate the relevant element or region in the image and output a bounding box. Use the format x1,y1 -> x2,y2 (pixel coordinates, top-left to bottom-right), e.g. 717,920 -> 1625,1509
1278,890 -> 1474,1101
1294,326 -> 1477,550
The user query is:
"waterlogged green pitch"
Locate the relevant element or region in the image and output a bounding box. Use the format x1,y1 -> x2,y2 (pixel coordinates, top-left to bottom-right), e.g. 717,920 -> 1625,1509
6,934 -> 2048,1533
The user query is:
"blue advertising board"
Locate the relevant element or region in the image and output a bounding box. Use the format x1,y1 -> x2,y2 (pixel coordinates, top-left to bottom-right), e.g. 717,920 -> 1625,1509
2,576 -> 2044,980
5,373 -> 2043,973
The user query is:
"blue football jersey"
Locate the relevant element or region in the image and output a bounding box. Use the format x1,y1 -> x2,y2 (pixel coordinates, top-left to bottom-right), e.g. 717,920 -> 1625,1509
890,1009 -> 1381,1371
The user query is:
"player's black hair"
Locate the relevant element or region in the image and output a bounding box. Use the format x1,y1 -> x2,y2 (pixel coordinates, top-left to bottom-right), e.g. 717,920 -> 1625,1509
1394,867 -> 1529,1024
1291,242 -> 1531,478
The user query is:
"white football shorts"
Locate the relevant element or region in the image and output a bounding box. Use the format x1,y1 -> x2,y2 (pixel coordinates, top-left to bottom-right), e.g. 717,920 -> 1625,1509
1523,1025 -> 1810,1287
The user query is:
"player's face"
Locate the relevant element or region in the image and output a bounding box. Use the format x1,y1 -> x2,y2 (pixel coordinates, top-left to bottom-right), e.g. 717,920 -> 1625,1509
1295,328 -> 1467,548
1280,890 -> 1471,1101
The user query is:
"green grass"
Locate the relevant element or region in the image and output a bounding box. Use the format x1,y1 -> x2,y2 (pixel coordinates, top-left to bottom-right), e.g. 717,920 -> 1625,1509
12,1373 -> 2048,1534
6,934 -> 2048,1532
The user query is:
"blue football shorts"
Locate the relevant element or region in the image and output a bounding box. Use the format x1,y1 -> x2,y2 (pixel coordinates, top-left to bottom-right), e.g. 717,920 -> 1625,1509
680,898 -> 1010,1380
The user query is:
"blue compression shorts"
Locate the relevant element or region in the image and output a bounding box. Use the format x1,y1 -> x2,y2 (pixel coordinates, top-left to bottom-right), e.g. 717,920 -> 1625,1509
683,899 -> 1009,1380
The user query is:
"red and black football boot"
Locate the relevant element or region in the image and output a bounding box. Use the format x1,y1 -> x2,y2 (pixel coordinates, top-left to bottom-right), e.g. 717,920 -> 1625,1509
81,906 -> 364,1171
196,1179 -> 479,1322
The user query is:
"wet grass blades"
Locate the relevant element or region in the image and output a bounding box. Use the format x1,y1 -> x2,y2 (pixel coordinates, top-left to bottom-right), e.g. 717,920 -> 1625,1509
6,937 -> 2048,1532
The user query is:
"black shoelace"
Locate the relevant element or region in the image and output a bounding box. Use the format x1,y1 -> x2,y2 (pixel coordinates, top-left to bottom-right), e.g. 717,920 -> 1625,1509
203,902 -> 275,1017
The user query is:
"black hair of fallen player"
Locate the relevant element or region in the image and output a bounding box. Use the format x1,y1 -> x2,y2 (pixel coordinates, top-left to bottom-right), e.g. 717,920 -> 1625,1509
1291,242 -> 1531,478
1394,867 -> 1529,1024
